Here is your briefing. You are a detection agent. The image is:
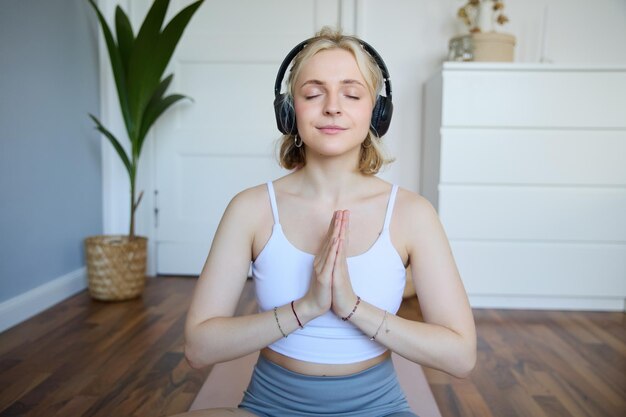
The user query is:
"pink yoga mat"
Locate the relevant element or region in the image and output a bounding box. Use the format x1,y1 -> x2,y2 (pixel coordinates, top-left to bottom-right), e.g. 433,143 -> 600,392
189,352 -> 442,417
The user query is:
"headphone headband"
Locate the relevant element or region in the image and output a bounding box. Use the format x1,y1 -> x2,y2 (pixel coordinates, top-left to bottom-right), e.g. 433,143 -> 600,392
274,37 -> 392,100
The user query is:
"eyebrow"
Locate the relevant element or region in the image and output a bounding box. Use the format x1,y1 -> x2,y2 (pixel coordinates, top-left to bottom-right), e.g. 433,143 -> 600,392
300,79 -> 366,88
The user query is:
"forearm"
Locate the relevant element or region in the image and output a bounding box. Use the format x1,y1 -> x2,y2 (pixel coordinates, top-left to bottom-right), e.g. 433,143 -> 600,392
185,299 -> 318,368
349,299 -> 476,378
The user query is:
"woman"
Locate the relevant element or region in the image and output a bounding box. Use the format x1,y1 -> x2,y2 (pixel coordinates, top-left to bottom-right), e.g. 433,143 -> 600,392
177,27 -> 476,417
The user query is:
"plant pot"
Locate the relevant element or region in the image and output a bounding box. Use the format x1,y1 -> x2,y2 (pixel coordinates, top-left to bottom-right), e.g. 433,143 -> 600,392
84,235 -> 147,301
471,32 -> 516,62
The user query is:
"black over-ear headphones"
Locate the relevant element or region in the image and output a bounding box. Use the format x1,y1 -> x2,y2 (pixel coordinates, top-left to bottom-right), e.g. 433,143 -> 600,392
273,37 -> 393,138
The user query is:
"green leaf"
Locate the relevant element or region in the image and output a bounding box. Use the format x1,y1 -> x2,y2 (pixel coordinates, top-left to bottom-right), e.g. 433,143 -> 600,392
89,114 -> 132,178
137,93 -> 188,157
135,0 -> 169,42
87,0 -> 132,137
135,73 -> 173,143
126,0 -> 170,131
126,0 -> 204,143
152,1 -> 204,88
155,73 -> 175,101
115,6 -> 134,75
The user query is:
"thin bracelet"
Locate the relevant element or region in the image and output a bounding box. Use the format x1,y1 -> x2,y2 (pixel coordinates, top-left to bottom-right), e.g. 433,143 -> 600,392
291,300 -> 304,329
341,296 -> 361,321
273,307 -> 287,338
370,310 -> 388,341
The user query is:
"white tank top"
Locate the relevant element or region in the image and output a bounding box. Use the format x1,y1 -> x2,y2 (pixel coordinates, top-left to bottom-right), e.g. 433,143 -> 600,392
252,182 -> 406,364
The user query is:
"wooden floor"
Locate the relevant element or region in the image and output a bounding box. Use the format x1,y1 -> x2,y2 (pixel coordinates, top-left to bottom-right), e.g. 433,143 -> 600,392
0,277 -> 624,417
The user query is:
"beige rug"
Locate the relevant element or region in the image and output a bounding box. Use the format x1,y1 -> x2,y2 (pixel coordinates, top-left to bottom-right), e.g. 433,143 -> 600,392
189,351 -> 442,417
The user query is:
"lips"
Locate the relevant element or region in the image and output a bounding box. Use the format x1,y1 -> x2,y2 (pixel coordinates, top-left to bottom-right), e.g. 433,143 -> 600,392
317,125 -> 347,134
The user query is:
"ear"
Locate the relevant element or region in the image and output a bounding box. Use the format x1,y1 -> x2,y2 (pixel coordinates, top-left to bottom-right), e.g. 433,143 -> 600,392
370,95 -> 393,137
274,94 -> 297,135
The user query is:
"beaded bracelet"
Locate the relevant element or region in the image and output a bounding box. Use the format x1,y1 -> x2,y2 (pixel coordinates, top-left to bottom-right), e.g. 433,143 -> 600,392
341,296 -> 361,321
291,300 -> 304,329
273,306 -> 287,338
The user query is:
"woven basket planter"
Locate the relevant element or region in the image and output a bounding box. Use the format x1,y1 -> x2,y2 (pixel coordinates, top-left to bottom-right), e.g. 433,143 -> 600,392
84,235 -> 147,301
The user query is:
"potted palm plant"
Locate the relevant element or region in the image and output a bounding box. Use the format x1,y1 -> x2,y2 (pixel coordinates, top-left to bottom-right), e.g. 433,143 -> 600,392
85,0 -> 203,301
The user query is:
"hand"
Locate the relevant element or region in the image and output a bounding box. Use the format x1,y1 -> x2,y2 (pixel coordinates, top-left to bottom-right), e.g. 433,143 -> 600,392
300,211 -> 342,317
331,210 -> 358,319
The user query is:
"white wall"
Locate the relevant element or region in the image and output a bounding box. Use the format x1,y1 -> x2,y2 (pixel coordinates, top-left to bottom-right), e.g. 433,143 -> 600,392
357,0 -> 626,192
99,0 -> 626,274
104,0 -> 626,214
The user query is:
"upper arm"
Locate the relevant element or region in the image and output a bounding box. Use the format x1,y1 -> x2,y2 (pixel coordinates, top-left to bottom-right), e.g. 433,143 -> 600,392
403,192 -> 475,336
185,186 -> 265,331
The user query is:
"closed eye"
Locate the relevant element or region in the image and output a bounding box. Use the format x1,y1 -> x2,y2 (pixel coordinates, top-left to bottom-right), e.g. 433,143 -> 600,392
343,87 -> 362,100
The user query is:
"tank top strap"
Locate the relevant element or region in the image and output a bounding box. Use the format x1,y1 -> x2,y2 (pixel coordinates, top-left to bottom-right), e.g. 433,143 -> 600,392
266,181 -> 280,225
382,184 -> 399,230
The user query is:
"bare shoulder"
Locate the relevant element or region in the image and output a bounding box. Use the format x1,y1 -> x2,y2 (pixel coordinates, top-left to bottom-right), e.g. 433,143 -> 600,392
225,183 -> 271,221
213,183 -> 273,245
391,187 -> 457,268
394,187 -> 438,229
387,187 -> 441,262
229,183 -> 268,207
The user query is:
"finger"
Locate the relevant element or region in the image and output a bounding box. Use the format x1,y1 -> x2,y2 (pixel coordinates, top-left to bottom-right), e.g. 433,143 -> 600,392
325,211 -> 341,238
334,237 -> 347,275
316,211 -> 339,263
323,211 -> 342,250
336,236 -> 345,259
331,210 -> 343,241
337,210 -> 350,254
317,225 -> 341,268
335,237 -> 350,288
344,210 -> 350,248
322,236 -> 341,275
338,210 -> 349,242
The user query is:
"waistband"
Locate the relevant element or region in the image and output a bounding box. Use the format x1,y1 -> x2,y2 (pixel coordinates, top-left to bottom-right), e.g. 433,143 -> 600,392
239,355 -> 414,417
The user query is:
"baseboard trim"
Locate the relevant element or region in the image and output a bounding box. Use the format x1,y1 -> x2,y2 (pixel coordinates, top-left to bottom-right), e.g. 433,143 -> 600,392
469,294 -> 626,311
0,268 -> 88,333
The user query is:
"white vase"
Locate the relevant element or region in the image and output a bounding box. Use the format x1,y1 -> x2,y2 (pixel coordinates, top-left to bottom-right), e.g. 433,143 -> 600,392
477,1 -> 495,32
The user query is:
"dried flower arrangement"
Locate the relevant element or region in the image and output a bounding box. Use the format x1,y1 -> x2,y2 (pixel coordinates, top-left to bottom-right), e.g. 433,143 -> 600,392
458,0 -> 509,33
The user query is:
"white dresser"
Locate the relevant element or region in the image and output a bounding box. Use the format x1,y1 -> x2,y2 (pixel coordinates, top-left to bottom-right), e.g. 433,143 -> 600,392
421,63 -> 626,310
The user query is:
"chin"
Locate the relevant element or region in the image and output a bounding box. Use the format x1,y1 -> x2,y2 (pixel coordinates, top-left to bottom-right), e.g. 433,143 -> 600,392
307,144 -> 361,159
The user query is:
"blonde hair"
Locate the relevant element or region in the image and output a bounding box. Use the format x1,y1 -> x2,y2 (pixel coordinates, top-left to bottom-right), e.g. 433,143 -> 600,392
277,27 -> 394,175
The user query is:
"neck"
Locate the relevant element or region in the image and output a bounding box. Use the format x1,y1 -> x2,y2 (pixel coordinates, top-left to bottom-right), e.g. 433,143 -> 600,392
295,150 -> 367,202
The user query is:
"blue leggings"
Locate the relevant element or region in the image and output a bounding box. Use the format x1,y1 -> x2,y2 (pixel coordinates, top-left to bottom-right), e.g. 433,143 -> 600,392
239,355 -> 417,417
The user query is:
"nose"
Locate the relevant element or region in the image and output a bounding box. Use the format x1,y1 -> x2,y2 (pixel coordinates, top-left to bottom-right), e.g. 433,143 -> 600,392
323,93 -> 342,116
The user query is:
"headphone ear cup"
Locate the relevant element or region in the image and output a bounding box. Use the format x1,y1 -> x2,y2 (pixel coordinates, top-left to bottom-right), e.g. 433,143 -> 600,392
370,95 -> 393,137
274,94 -> 297,135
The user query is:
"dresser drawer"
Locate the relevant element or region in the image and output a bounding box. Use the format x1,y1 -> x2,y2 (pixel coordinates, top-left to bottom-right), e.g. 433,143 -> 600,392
438,185 -> 626,241
451,241 -> 626,297
440,128 -> 626,185
441,68 -> 626,128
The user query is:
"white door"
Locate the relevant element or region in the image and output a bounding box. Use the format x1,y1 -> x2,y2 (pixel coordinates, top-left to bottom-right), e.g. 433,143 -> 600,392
154,0 -> 342,274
